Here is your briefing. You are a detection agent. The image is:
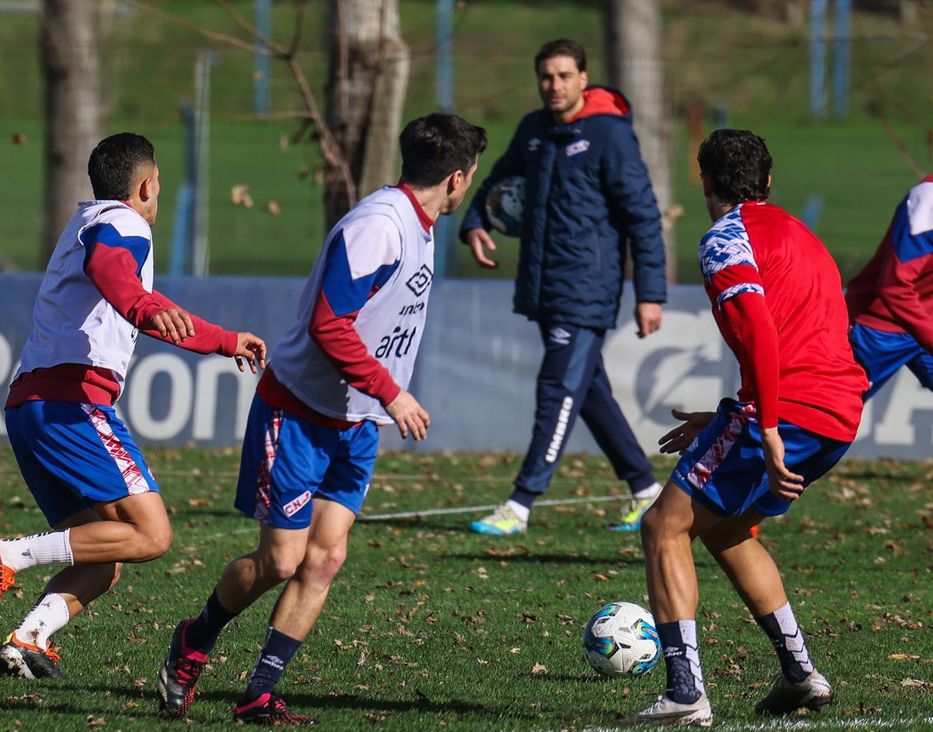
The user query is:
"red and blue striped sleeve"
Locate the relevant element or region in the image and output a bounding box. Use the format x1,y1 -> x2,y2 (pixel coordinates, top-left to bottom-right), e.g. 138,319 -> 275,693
81,226 -> 236,356
877,178 -> 933,351
308,220 -> 403,406
698,211 -> 779,428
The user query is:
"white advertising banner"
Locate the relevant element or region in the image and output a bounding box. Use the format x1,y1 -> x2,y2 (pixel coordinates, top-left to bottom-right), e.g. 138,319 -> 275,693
0,275 -> 930,459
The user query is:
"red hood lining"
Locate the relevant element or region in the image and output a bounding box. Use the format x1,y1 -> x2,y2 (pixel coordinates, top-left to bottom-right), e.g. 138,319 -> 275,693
568,87 -> 629,122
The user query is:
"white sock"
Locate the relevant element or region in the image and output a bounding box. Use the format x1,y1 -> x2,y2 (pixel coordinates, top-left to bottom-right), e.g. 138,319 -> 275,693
634,481 -> 663,500
505,500 -> 530,522
679,619 -> 707,696
15,593 -> 70,648
0,530 -> 74,572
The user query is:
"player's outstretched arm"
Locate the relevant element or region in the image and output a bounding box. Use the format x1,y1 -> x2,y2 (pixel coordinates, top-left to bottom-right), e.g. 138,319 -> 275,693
385,390 -> 430,441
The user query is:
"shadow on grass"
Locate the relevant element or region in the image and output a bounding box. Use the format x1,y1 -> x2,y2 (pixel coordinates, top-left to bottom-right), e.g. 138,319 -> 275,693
0,681 -> 533,724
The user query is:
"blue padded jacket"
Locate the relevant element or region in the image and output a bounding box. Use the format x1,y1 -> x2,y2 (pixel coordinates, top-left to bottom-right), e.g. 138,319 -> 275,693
460,86 -> 667,329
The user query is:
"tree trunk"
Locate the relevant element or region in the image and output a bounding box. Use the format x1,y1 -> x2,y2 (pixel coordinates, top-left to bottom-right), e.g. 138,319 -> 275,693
324,0 -> 409,230
40,0 -> 101,265
604,0 -> 676,282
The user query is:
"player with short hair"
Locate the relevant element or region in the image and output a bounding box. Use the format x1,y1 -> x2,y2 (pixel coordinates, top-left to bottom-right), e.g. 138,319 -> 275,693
158,113 -> 487,725
461,38 -> 667,537
846,176 -> 932,398
625,129 -> 867,726
0,132 -> 266,679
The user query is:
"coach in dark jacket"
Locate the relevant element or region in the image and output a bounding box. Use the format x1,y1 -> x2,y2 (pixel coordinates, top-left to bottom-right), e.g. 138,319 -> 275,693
461,38 -> 666,537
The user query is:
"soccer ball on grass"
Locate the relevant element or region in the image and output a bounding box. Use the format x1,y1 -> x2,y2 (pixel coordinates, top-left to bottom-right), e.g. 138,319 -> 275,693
582,601 -> 661,677
484,176 -> 525,237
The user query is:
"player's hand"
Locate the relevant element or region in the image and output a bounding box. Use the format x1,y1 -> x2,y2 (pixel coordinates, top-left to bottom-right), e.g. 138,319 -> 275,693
386,390 -> 430,441
466,228 -> 498,269
145,307 -> 195,344
762,427 -> 805,500
658,409 -> 716,454
635,302 -> 662,338
233,332 -> 266,374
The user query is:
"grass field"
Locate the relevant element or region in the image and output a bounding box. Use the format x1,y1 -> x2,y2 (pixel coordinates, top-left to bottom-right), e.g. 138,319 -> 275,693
0,448 -> 929,730
0,1 -> 930,280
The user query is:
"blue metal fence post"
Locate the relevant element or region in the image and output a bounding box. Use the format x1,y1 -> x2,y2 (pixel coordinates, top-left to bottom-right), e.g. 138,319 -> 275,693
810,0 -> 828,120
832,0 -> 851,120
434,0 -> 455,279
254,0 -> 271,117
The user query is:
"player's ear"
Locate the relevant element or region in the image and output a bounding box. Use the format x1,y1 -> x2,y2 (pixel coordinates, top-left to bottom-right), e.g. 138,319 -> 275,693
139,175 -> 153,203
447,169 -> 463,195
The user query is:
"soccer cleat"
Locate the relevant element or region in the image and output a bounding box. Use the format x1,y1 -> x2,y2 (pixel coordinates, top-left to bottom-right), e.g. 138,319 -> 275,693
755,669 -> 834,715
608,493 -> 659,533
469,504 -> 527,536
624,693 -> 713,727
158,619 -> 208,718
0,632 -> 63,679
233,692 -> 314,725
0,558 -> 15,598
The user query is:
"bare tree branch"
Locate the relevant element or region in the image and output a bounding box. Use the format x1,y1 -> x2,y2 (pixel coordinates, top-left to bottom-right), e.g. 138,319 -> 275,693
215,0 -> 288,57
125,0 -> 357,206
124,0 -> 270,55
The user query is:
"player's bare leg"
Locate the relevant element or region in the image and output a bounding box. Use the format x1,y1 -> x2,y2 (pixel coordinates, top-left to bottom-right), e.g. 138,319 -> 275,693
268,499 -> 354,639
0,492 -> 171,586
215,525 -> 311,614
160,523 -> 311,718
1,508 -> 122,679
700,519 -> 833,715
624,482 -> 724,726
231,500 -> 353,724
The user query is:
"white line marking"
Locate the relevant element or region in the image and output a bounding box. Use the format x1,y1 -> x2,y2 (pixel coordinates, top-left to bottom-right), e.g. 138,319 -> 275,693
358,494 -> 629,521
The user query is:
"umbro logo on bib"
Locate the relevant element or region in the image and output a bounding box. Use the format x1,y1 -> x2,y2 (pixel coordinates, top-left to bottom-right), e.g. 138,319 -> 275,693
406,264 -> 433,296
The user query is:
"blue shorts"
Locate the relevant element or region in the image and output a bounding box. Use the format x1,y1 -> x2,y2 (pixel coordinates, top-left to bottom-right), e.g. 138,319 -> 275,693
234,394 -> 379,529
849,322 -> 933,399
4,401 -> 159,526
671,400 -> 851,518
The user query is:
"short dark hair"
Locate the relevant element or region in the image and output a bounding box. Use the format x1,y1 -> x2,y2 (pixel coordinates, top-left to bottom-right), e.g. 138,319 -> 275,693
399,113 -> 487,188
87,132 -> 156,200
697,129 -> 772,203
534,39 -> 587,73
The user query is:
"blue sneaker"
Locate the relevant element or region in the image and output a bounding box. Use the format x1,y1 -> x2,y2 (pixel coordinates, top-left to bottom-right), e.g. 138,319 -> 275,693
608,494 -> 658,532
469,504 -> 527,536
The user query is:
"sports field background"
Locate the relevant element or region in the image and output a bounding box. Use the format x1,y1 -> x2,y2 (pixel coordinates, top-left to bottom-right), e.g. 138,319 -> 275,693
0,448 -> 929,730
0,0 -> 930,279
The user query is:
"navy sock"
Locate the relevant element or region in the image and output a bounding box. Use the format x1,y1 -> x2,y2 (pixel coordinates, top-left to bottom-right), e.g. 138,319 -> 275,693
508,487 -> 538,510
657,620 -> 705,704
184,590 -> 239,653
243,626 -> 302,702
755,603 -> 813,683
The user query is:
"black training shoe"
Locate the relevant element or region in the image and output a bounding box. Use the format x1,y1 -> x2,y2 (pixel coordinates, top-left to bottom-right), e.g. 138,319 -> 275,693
0,633 -> 63,679
158,620 -> 208,717
233,692 -> 314,726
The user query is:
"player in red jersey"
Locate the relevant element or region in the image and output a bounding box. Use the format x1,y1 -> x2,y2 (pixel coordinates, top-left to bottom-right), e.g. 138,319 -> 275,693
624,129 -> 867,726
846,175 -> 932,399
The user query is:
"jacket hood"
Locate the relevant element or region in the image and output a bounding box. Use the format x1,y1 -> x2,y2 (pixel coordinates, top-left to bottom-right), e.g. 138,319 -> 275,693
569,86 -> 631,121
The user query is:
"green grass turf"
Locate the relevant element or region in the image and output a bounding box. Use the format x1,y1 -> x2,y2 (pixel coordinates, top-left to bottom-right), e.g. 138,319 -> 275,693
0,448 -> 929,730
0,1 -> 929,280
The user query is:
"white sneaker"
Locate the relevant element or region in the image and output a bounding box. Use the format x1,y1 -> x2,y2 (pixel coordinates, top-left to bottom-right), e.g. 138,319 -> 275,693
625,693 -> 713,727
755,669 -> 834,715
468,503 -> 528,536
